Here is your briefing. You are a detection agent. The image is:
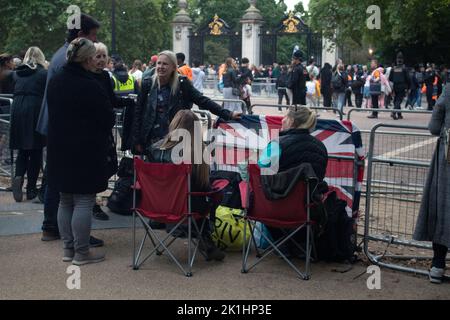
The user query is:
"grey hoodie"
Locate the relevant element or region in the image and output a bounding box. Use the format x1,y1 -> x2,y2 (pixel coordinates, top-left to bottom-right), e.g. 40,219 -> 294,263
192,67 -> 205,93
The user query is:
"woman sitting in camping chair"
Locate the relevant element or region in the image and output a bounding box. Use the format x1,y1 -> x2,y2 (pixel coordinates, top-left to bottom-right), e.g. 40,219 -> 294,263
146,110 -> 225,262
258,107 -> 329,258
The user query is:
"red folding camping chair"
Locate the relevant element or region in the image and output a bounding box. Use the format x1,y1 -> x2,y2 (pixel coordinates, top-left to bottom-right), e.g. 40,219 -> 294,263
241,164 -> 317,280
132,158 -> 227,277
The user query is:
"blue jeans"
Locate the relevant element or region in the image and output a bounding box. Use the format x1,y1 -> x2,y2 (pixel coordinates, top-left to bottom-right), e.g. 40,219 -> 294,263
416,89 -> 422,108
334,92 -> 346,114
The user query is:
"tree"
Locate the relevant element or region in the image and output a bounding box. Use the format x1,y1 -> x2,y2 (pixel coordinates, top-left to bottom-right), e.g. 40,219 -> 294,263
308,0 -> 450,65
0,0 -> 97,58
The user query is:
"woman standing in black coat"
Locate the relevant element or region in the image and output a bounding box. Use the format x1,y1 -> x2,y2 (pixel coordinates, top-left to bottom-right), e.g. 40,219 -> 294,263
10,47 -> 47,202
47,38 -> 115,265
320,63 -> 333,108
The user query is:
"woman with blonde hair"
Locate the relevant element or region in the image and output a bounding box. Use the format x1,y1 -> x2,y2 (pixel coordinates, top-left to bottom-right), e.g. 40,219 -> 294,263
260,106 -> 327,178
222,57 -> 241,113
10,46 -> 48,202
259,106 -> 328,259
132,50 -> 240,155
148,110 -> 225,261
46,37 -> 115,265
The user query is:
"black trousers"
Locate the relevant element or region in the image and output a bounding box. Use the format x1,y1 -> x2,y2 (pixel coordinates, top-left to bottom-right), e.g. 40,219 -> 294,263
15,149 -> 42,190
432,243 -> 448,269
278,89 -> 290,108
427,93 -> 435,110
393,90 -> 405,116
354,93 -> 363,108
371,95 -> 379,116
345,89 -> 353,107
322,90 -> 332,108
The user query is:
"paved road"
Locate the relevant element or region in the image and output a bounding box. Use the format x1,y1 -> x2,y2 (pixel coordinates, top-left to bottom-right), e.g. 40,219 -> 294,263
1,228 -> 449,300
1,96 -> 448,300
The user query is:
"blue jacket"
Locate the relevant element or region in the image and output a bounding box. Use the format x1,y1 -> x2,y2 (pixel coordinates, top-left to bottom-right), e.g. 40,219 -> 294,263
36,43 -> 69,136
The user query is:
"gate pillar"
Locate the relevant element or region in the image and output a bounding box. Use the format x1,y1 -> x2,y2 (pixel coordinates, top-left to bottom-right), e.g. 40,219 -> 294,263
240,0 -> 264,67
172,0 -> 193,64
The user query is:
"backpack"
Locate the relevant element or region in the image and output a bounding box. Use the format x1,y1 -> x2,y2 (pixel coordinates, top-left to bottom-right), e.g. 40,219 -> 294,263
392,67 -> 408,89
106,157 -> 135,216
332,72 -> 344,90
210,171 -> 243,209
277,73 -> 288,88
315,192 -> 357,262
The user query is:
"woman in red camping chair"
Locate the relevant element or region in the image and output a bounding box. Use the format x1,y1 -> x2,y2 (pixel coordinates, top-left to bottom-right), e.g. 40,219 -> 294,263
146,110 -> 225,261
258,107 -> 328,259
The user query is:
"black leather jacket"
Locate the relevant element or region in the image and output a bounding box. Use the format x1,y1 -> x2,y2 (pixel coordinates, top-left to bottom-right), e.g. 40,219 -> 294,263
132,74 -> 233,151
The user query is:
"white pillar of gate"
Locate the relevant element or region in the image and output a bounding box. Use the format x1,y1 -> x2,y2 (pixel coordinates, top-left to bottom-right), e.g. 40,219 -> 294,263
240,0 -> 264,68
172,0 -> 193,65
321,36 -> 339,65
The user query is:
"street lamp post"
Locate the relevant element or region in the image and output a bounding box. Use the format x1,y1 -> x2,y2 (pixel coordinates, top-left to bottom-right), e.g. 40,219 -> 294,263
111,0 -> 116,54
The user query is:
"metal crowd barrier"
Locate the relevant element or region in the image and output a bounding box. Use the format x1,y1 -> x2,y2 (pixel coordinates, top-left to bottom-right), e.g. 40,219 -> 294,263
364,123 -> 449,279
203,80 -> 278,98
250,104 -> 344,120
346,108 -> 432,121
211,98 -> 248,115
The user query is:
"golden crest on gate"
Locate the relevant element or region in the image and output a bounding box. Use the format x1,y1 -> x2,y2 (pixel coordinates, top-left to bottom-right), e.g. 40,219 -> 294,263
209,14 -> 224,35
283,12 -> 299,33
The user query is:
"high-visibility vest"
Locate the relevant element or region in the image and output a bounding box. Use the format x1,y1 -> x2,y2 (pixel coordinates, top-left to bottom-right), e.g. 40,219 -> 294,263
112,74 -> 135,97
432,76 -> 439,100
178,64 -> 193,81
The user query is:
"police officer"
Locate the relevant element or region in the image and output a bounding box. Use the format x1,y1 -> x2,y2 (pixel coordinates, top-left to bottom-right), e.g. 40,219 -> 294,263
112,63 -> 139,98
389,52 -> 410,120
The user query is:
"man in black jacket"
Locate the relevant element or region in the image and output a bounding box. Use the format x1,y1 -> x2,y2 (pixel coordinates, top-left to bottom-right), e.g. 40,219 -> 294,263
352,65 -> 365,108
389,52 -> 410,120
239,57 -> 253,85
288,50 -> 307,106
424,64 -> 443,110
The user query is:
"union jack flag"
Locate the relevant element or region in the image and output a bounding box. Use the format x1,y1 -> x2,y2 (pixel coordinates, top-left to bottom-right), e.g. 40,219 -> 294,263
214,115 -> 365,218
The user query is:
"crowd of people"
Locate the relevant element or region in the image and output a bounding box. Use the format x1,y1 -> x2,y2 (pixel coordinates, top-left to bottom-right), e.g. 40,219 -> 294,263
0,11 -> 448,283
165,51 -> 448,119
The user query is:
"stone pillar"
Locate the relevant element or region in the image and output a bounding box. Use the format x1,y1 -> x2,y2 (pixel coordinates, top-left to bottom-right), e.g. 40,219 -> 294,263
322,36 -> 339,66
172,0 -> 193,64
240,0 -> 264,68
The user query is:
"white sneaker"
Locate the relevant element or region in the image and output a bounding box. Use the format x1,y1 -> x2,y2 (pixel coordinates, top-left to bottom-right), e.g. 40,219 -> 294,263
429,267 -> 445,284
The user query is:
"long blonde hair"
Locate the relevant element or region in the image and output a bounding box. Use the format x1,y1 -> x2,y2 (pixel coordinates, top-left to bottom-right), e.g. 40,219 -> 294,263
152,50 -> 179,96
160,110 -> 209,190
23,47 -> 46,70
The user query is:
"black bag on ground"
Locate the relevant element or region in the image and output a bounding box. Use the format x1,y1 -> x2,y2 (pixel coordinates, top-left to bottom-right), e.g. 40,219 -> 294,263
315,191 -> 357,262
107,157 -> 135,216
209,171 -> 243,209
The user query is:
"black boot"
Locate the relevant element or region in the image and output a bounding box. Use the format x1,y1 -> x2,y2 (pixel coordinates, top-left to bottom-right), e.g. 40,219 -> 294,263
26,188 -> 38,201
12,176 -> 24,202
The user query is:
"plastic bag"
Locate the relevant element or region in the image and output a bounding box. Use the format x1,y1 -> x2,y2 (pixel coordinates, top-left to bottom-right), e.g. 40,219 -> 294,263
212,206 -> 251,251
